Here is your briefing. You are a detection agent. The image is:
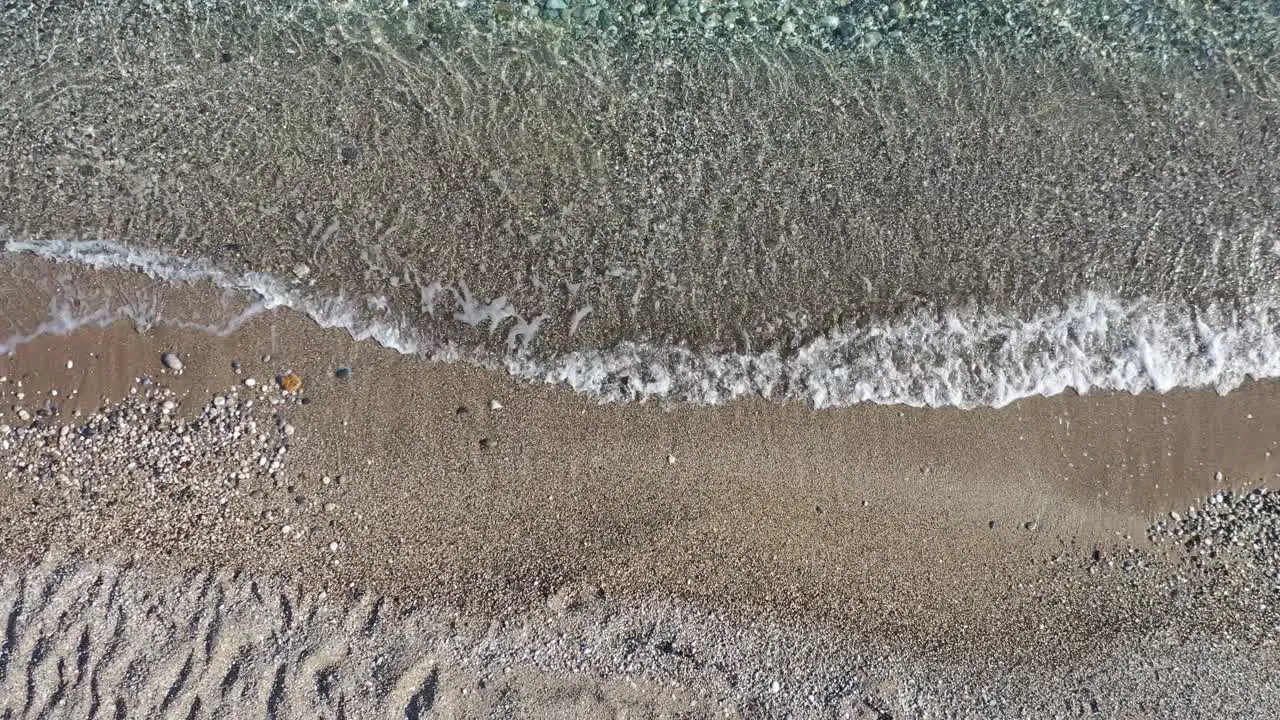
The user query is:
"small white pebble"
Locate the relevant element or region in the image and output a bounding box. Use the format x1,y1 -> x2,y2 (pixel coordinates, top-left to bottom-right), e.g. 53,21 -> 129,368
244,378 -> 257,387
322,475 -> 332,485
329,541 -> 339,552
65,360 -> 74,369
489,399 -> 503,411
282,525 -> 292,534
50,390 -> 58,397
667,454 -> 676,465
15,393 -> 24,400
213,395 -> 226,407
284,424 -> 295,436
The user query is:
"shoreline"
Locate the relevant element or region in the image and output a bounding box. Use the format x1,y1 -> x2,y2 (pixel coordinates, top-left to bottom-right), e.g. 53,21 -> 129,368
3,310 -> 1278,602
1,307 -> 1279,714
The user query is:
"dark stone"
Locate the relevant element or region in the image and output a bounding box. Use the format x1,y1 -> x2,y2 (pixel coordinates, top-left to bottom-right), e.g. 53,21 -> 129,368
220,51 -> 233,63
334,367 -> 352,380
479,437 -> 496,450
340,146 -> 360,163
455,406 -> 469,416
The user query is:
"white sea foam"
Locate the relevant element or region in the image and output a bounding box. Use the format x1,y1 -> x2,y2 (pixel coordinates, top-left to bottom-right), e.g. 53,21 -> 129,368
0,300 -> 116,356
7,238 -> 1280,409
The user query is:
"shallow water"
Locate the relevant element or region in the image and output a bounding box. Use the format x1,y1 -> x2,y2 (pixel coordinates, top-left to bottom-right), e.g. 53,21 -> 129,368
1,0 -> 1277,408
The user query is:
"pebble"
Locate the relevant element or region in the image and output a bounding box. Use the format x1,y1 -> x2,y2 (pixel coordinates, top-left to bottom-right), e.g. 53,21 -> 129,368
323,502 -> 337,513
480,437 -> 497,450
213,395 -> 227,407
1024,521 -> 1038,531
489,399 -> 502,411
161,352 -> 183,371
244,378 -> 258,388
335,367 -> 352,380
667,455 -> 676,465
329,541 -> 339,552
65,360 -> 74,369
279,373 -> 303,393
292,263 -> 310,279
283,424 -> 295,436
161,400 -> 177,413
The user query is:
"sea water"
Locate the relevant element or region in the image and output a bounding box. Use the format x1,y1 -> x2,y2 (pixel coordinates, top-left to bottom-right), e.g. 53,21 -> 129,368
1,0 -> 1277,409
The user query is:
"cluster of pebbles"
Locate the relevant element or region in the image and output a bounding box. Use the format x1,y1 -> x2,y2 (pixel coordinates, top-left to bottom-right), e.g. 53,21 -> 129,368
1148,485 -> 1280,611
0,375 -> 346,566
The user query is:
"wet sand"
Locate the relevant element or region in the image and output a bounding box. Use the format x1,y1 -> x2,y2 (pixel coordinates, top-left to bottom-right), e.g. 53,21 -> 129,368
2,307 -> 1279,716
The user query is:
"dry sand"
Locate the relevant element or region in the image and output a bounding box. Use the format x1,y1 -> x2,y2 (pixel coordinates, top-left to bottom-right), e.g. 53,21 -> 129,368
1,308 -> 1279,717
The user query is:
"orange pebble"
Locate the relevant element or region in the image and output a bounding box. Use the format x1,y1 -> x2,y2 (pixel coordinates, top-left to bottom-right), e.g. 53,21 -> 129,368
279,373 -> 303,393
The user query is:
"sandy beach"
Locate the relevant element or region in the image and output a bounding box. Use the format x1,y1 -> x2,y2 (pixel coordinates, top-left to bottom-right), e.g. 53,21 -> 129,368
1,301 -> 1278,717
2,0 -> 1279,715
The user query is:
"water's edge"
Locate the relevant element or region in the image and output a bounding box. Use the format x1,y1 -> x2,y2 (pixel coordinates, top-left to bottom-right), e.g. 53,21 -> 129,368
6,238 -> 1279,409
